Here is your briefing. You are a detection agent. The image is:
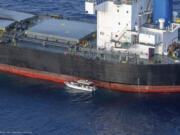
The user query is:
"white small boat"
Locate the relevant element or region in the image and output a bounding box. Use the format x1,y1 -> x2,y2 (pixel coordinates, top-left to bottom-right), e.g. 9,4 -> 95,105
64,80 -> 96,92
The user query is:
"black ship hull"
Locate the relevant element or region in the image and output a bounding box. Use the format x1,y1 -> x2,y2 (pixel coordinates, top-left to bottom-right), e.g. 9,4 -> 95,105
0,44 -> 180,92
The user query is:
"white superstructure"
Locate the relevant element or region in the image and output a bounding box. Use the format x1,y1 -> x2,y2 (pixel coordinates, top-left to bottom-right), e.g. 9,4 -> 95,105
85,0 -> 180,59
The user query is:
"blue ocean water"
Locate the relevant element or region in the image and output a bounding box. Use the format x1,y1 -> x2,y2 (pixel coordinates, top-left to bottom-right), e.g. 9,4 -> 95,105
0,0 -> 180,135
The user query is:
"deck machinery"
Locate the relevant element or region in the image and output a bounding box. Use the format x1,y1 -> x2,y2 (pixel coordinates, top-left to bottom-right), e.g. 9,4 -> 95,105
0,1 -> 179,92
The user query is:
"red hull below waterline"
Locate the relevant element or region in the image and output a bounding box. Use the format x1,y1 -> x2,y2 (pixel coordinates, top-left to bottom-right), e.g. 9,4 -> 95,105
0,64 -> 180,93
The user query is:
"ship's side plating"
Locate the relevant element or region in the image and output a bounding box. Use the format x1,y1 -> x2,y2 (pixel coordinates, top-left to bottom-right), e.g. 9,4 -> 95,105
0,44 -> 180,87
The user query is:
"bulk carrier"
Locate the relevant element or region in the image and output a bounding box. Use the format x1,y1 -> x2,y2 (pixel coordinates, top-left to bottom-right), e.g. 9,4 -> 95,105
0,0 -> 180,92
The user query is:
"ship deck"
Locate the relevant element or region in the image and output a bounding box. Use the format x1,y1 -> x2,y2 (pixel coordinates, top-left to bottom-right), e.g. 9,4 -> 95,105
0,9 -> 179,65
4,39 -> 177,65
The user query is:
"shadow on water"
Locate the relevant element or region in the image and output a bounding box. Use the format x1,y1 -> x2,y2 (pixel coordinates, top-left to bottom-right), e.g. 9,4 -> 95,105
0,71 -> 180,135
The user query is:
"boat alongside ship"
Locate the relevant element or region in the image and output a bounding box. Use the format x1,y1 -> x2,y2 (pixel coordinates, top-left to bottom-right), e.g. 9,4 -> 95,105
0,0 -> 180,93
64,80 -> 96,92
